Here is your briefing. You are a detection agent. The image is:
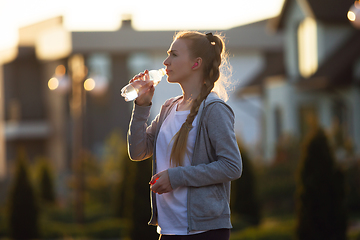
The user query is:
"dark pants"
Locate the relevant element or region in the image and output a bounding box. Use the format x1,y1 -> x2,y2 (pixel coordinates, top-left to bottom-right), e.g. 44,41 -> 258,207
159,228 -> 230,240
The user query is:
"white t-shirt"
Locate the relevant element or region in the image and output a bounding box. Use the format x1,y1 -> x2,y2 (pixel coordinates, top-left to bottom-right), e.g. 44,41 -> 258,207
155,103 -> 199,235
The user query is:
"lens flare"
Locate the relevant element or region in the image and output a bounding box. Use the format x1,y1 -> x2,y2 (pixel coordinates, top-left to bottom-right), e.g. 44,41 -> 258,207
349,2 -> 360,28
355,0 -> 360,9
84,78 -> 96,91
348,10 -> 356,21
55,65 -> 66,76
48,77 -> 59,90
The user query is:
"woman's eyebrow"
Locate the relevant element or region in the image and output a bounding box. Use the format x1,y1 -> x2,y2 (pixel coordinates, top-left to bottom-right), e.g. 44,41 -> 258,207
167,49 -> 178,54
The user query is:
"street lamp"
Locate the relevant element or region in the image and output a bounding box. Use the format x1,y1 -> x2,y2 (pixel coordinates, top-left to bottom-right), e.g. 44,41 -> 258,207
48,65 -> 70,92
47,54 -> 107,224
348,0 -> 360,28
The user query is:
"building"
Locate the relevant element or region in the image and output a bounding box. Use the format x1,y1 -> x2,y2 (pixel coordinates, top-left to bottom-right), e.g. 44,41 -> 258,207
239,0 -> 360,161
0,15 -> 283,197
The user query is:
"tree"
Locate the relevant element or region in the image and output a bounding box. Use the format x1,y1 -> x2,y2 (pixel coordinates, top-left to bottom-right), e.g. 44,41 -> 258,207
7,149 -> 40,239
113,151 -> 157,239
129,159 -> 158,240
108,128 -> 158,239
36,158 -> 56,204
345,160 -> 360,216
295,128 -> 347,240
231,141 -> 261,226
113,149 -> 137,220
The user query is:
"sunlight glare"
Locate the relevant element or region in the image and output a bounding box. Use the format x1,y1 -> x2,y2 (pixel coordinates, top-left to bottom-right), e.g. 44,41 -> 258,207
48,77 -> 59,90
84,78 -> 96,91
356,0 -> 360,9
349,1 -> 360,28
0,0 -> 285,49
348,11 -> 356,21
55,65 -> 66,75
298,17 -> 318,78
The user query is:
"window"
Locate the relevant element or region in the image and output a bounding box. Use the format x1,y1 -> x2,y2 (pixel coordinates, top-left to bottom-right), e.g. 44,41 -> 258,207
298,17 -> 318,78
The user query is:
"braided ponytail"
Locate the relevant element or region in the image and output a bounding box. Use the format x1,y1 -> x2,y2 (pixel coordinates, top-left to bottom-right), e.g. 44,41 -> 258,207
169,31 -> 229,167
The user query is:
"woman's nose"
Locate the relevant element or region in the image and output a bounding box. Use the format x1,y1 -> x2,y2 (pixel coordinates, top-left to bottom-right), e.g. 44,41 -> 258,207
163,56 -> 170,66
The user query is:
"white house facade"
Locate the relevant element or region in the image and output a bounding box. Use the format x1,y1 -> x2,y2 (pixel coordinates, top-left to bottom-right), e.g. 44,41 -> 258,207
241,0 -> 360,161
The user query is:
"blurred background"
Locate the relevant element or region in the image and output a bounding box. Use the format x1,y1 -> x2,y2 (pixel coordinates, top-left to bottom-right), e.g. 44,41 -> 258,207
0,0 -> 360,239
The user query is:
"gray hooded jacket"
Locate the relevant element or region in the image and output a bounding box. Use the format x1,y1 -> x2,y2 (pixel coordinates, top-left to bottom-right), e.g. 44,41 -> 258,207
127,92 -> 242,233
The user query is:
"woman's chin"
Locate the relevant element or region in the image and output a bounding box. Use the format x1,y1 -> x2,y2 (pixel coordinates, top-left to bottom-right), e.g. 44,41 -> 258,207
167,77 -> 175,83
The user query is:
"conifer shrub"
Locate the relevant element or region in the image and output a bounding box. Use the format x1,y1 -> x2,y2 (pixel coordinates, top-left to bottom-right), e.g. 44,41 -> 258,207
295,128 -> 347,240
7,149 -> 40,239
113,148 -> 137,220
36,157 -> 56,204
231,141 -> 261,226
344,159 -> 360,217
113,148 -> 158,239
256,134 -> 299,217
129,159 -> 158,240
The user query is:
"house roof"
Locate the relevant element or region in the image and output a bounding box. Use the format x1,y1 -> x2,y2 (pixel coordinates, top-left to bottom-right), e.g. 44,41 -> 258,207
297,30 -> 360,91
239,29 -> 360,95
18,16 -> 64,47
225,19 -> 283,51
70,19 -> 283,54
237,50 -> 286,96
270,0 -> 355,31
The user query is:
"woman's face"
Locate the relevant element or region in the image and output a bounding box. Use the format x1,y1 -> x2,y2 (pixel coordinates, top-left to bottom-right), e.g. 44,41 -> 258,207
163,38 -> 194,84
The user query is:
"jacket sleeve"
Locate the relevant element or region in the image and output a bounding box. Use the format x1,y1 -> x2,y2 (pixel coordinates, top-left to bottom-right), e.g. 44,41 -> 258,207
167,102 -> 242,189
127,103 -> 159,161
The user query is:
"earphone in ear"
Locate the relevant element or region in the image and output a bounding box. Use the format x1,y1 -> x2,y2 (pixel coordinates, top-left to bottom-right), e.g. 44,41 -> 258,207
192,62 -> 199,68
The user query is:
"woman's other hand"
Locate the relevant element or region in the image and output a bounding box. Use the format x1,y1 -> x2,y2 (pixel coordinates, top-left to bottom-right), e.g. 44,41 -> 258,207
150,170 -> 173,194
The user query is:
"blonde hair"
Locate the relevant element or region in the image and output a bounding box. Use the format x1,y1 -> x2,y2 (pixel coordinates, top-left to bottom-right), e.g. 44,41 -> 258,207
170,31 -> 232,167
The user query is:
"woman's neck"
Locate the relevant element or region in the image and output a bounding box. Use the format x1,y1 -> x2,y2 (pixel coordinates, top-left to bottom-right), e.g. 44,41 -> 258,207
178,84 -> 202,111
177,97 -> 193,111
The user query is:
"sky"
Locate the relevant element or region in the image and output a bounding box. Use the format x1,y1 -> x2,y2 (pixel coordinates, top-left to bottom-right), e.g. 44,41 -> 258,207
0,0 -> 285,51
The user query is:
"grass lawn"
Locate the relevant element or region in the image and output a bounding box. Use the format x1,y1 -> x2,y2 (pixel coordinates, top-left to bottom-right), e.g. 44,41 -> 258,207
231,216 -> 360,240
230,217 -> 295,240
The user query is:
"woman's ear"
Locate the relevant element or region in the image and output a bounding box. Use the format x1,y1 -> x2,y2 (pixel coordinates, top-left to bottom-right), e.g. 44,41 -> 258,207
192,58 -> 202,69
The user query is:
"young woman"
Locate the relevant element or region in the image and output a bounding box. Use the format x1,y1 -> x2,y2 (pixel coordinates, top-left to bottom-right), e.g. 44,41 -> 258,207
127,31 -> 242,240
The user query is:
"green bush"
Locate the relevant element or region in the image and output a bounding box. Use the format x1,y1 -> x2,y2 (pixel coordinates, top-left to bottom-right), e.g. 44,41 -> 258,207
35,157 -> 56,204
0,207 -> 7,238
256,135 -> 299,217
114,154 -> 158,239
231,230 -> 292,240
231,140 -> 261,226
40,217 -> 128,239
256,160 -> 297,216
113,149 -> 137,219
348,229 -> 360,240
230,218 -> 295,240
109,129 -> 158,239
7,149 -> 40,239
295,128 -> 347,240
345,160 -> 360,217
128,159 -> 159,240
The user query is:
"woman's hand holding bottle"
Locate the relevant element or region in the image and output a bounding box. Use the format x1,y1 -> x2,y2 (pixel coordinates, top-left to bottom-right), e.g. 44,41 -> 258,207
129,70 -> 155,106
121,68 -> 165,104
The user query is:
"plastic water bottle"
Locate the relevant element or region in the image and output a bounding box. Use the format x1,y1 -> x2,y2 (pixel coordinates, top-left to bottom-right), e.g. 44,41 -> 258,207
121,68 -> 166,102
